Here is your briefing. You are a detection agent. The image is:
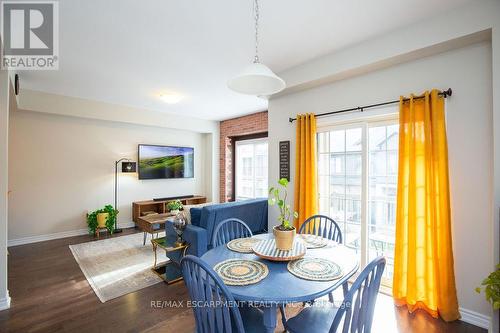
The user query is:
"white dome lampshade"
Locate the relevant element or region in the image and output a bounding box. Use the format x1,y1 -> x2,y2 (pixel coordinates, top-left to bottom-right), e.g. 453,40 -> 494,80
227,62 -> 286,96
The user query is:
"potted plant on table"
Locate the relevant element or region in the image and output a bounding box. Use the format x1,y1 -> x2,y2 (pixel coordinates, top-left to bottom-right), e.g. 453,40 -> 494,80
268,178 -> 298,250
86,205 -> 118,236
167,199 -> 183,215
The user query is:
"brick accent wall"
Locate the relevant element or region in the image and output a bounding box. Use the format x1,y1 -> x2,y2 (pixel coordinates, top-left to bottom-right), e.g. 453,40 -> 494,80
219,111 -> 268,202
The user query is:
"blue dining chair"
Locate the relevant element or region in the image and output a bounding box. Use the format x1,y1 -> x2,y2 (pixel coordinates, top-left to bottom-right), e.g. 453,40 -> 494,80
212,218 -> 253,248
181,255 -> 266,333
299,214 -> 343,244
284,256 -> 386,333
299,214 -> 347,301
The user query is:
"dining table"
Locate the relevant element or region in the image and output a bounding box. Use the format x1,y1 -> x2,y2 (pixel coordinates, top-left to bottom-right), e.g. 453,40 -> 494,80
200,233 -> 359,333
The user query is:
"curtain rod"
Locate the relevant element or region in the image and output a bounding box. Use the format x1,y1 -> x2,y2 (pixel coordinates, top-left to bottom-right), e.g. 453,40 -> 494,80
288,88 -> 452,123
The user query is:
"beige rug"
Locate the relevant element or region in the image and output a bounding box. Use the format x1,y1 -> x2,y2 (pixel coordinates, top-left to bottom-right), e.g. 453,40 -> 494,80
69,232 -> 166,302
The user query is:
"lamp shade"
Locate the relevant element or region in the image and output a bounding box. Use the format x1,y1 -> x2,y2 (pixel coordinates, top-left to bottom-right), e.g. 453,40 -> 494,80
122,161 -> 136,173
227,62 -> 286,96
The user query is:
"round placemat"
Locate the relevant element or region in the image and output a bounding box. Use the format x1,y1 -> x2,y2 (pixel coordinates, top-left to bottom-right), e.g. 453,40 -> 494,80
227,237 -> 261,253
287,257 -> 343,281
214,259 -> 269,286
252,239 -> 306,261
297,234 -> 328,249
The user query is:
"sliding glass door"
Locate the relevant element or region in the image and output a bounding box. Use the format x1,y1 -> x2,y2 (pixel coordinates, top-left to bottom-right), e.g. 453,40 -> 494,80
317,118 -> 398,285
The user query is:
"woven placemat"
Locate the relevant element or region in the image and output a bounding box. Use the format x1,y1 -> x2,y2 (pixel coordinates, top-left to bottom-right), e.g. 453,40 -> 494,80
214,259 -> 269,286
297,234 -> 328,249
227,237 -> 261,253
252,239 -> 306,261
287,257 -> 343,281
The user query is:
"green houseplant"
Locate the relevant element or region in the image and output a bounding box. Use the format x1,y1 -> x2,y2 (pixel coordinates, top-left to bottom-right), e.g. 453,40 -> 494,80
167,199 -> 183,214
86,205 -> 118,235
268,178 -> 298,250
476,264 -> 500,310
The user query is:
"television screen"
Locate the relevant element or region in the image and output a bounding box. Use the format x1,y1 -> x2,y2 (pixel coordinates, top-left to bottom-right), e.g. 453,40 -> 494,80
138,145 -> 194,179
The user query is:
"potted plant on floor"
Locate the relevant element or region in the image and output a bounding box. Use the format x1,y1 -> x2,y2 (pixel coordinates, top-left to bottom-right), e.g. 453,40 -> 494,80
167,199 -> 183,215
476,264 -> 500,329
86,205 -> 118,236
268,178 -> 298,250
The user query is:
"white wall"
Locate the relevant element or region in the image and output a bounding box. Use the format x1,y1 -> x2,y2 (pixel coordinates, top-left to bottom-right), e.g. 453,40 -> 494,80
0,68 -> 11,310
269,42 -> 493,324
8,109 -> 213,242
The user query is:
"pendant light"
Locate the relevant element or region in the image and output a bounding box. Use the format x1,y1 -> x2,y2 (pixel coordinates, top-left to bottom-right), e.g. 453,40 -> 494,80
227,0 -> 285,96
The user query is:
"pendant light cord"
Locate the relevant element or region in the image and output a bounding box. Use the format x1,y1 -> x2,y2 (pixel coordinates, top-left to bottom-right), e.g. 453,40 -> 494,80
253,0 -> 260,63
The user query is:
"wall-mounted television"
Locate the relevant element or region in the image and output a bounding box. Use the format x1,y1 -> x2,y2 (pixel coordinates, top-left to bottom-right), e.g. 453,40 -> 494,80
138,144 -> 194,180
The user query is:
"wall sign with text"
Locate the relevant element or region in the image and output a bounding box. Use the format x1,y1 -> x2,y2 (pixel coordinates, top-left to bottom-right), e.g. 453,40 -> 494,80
279,141 -> 290,181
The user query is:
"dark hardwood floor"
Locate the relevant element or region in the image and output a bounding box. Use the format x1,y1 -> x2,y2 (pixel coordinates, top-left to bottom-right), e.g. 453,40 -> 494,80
0,229 -> 487,333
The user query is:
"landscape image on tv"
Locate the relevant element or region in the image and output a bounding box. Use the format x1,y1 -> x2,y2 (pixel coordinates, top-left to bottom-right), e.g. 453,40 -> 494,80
138,145 -> 194,179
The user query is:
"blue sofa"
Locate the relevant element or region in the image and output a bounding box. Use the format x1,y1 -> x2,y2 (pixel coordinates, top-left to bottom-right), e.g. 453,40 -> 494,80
165,198 -> 268,256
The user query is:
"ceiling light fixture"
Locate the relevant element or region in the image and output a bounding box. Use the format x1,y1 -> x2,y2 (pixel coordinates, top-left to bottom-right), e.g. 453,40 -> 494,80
227,0 -> 285,96
159,93 -> 183,104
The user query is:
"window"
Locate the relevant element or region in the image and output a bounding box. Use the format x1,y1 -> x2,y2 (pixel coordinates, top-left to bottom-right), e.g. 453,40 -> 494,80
235,137 -> 268,201
318,117 -> 398,286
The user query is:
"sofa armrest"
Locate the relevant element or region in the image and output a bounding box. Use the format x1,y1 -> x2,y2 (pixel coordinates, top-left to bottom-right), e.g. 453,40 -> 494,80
183,224 -> 208,257
165,220 -> 208,257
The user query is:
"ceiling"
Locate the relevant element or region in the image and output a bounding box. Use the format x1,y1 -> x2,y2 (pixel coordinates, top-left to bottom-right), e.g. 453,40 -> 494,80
19,0 -> 474,121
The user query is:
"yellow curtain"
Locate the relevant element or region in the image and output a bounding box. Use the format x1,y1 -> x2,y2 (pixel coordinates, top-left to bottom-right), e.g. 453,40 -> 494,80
393,90 -> 460,321
293,113 -> 318,230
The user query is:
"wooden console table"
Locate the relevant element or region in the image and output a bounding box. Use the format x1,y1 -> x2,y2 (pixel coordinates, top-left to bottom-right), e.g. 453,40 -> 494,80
132,195 -> 207,223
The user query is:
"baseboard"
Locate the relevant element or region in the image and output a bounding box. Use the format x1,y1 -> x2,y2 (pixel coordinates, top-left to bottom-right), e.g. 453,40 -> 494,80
8,221 -> 137,247
0,290 -> 11,311
8,228 -> 89,247
460,307 -> 491,330
118,221 -> 136,229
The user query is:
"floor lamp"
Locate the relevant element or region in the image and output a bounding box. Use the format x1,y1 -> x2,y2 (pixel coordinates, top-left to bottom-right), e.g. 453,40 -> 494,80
114,158 -> 136,233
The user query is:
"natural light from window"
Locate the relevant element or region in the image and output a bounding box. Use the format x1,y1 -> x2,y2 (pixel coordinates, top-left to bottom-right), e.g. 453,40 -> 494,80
235,138 -> 268,201
317,118 -> 398,285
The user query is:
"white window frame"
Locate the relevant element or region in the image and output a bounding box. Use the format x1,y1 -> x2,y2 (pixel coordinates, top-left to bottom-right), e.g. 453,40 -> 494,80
317,109 -> 398,287
235,137 -> 269,201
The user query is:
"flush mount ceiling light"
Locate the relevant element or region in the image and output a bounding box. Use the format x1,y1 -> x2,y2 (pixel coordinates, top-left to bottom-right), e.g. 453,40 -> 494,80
159,93 -> 183,104
227,0 -> 285,96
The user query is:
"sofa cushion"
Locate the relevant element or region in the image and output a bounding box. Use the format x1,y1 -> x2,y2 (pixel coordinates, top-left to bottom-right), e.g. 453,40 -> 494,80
200,198 -> 268,247
190,207 -> 202,226
183,202 -> 213,225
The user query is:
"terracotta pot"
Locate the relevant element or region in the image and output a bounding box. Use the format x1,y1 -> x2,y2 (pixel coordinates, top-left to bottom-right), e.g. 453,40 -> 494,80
97,213 -> 109,228
273,225 -> 296,250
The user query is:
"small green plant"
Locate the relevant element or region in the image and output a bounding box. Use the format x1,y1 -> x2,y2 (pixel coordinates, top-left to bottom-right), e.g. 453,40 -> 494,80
86,205 -> 118,235
476,264 -> 500,310
268,178 -> 298,231
167,199 -> 183,212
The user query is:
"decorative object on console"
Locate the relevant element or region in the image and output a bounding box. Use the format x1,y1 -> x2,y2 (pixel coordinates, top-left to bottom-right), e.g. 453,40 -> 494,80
268,178 -> 298,250
132,195 -> 207,223
86,205 -> 118,237
114,158 -> 136,233
166,199 -> 183,215
172,212 -> 187,247
227,0 -> 285,96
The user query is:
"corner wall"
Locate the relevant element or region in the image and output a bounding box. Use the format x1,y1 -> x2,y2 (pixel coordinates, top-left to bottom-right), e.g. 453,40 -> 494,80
219,111 -> 268,202
7,92 -> 219,245
0,69 -> 10,310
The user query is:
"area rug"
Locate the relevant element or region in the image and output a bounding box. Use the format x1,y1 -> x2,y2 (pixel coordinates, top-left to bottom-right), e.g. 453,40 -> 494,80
69,232 -> 166,302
